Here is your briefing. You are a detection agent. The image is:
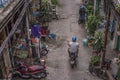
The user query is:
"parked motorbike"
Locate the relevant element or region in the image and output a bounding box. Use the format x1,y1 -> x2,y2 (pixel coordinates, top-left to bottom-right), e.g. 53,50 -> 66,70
78,4 -> 86,24
12,61 -> 48,79
78,15 -> 85,24
40,44 -> 49,57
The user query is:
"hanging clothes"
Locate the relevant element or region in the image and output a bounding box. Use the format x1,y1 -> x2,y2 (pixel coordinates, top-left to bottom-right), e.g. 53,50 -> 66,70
108,20 -> 115,32
31,24 -> 41,38
108,20 -> 115,40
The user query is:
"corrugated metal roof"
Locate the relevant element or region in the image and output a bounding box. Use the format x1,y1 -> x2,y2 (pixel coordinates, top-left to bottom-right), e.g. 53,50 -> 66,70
0,0 -> 20,21
0,0 -> 24,33
0,0 -> 30,55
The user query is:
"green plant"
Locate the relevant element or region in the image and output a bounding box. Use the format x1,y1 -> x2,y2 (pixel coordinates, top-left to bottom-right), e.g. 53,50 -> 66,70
51,0 -> 59,5
115,4 -> 120,11
41,0 -> 52,22
89,55 -> 100,65
92,31 -> 104,53
86,14 -> 98,36
85,5 -> 94,15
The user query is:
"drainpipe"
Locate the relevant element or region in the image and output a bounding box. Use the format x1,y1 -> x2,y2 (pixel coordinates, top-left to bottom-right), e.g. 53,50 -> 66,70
100,0 -> 111,69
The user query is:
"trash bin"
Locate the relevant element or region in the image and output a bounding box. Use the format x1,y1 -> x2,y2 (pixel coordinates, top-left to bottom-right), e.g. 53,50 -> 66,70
83,38 -> 88,46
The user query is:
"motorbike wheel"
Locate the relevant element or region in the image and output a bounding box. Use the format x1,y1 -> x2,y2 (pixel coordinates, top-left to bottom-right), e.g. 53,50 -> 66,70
20,74 -> 31,79
12,71 -> 31,79
70,60 -> 75,68
32,72 -> 47,79
40,49 -> 48,56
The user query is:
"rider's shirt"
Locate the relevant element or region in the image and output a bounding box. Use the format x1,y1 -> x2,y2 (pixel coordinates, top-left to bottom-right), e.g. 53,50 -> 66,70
68,42 -> 79,53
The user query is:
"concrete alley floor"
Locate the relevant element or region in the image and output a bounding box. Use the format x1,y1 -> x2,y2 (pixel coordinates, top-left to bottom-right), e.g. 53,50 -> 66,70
45,0 -> 102,80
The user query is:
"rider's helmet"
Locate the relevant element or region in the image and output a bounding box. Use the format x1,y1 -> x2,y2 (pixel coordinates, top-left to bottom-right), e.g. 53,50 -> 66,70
72,36 -> 76,42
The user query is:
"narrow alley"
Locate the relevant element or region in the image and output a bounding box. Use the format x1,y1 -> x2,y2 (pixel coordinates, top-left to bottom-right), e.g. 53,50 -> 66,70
2,0 -> 119,80
46,0 -> 102,80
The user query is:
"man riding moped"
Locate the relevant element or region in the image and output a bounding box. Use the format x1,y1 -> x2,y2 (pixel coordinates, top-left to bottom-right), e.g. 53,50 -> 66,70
68,36 -> 79,58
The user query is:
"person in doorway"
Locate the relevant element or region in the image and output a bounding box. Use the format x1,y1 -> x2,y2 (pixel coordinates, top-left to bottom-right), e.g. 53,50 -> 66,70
68,36 -> 79,57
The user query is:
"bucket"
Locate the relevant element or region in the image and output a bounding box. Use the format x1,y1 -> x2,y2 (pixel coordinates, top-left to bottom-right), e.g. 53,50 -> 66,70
82,38 -> 88,46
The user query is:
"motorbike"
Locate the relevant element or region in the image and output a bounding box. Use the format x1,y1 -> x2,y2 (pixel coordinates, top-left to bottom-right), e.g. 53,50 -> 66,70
12,61 -> 48,79
78,4 -> 86,24
78,15 -> 85,24
40,44 -> 49,57
69,53 -> 77,68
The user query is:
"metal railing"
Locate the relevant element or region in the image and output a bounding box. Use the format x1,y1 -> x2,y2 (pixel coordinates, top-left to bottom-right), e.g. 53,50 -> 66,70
0,0 -> 13,8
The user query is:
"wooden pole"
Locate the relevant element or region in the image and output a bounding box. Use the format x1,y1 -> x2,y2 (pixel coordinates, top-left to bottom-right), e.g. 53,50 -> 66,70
26,6 -> 33,64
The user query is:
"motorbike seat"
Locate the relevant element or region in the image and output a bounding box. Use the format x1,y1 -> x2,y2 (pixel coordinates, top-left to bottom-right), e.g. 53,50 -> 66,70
28,65 -> 45,72
69,52 -> 76,57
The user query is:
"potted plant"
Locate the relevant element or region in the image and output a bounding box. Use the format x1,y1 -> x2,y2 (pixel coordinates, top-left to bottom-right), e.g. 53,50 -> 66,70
89,55 -> 100,65
41,0 -> 52,22
85,5 -> 94,15
85,14 -> 98,36
115,3 -> 120,12
88,55 -> 101,73
92,31 -> 104,54
51,0 -> 59,5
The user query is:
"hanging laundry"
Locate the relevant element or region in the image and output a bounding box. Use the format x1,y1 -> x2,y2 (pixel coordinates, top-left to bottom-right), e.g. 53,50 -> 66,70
109,20 -> 115,32
31,24 -> 41,38
108,20 -> 116,40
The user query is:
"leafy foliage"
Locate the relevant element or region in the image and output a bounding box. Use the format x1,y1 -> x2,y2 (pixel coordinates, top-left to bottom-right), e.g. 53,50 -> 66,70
85,5 -> 94,15
115,4 -> 120,11
51,0 -> 59,5
86,14 -> 98,36
89,55 -> 100,65
41,0 -> 52,22
92,31 -> 104,53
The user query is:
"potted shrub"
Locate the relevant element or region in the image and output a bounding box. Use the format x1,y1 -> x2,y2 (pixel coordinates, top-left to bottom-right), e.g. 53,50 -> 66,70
41,0 -> 52,22
92,31 -> 104,54
89,55 -> 101,65
88,55 -> 101,73
85,5 -> 94,15
115,3 -> 120,12
85,14 -> 98,36
51,0 -> 59,5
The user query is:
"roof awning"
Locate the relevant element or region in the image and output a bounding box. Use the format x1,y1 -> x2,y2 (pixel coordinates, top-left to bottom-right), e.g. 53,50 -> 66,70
0,1 -> 30,55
